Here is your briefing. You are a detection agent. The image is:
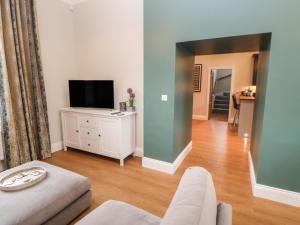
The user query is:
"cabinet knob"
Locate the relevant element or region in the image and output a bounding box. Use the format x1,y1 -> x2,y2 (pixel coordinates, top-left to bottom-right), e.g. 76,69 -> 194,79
88,144 -> 90,146
86,120 -> 89,123
76,130 -> 79,133
87,132 -> 90,135
98,134 -> 101,137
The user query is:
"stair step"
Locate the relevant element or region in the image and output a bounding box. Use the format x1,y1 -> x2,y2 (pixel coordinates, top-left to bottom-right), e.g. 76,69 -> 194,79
213,108 -> 229,113
214,103 -> 229,109
214,99 -> 229,104
213,92 -> 230,112
215,95 -> 229,100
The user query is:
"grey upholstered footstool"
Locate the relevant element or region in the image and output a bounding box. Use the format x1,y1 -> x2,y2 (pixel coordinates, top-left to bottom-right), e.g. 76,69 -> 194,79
0,161 -> 91,225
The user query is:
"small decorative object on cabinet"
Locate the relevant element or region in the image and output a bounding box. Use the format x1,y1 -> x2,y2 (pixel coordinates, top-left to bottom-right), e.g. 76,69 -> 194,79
61,108 -> 136,166
119,102 -> 127,112
127,88 -> 136,112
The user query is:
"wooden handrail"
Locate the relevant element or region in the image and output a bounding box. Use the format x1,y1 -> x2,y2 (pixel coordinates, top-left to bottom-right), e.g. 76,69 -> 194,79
217,74 -> 231,81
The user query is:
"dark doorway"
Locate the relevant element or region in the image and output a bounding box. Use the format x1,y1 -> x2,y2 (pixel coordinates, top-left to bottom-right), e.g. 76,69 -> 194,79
209,69 -> 232,122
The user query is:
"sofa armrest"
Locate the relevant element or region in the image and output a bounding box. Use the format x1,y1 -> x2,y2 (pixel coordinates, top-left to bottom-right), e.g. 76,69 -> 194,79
217,202 -> 232,225
75,200 -> 161,225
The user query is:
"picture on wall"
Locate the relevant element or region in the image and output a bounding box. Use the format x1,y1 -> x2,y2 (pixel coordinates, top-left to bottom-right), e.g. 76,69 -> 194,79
193,64 -> 202,92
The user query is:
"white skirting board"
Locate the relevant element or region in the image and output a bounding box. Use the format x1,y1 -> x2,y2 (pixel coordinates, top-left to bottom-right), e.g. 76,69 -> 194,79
248,151 -> 300,207
134,147 -> 144,157
51,142 -> 63,153
192,115 -> 207,120
142,141 -> 192,174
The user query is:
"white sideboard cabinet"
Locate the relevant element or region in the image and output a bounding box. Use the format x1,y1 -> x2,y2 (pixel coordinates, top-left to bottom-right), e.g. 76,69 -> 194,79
60,108 -> 136,166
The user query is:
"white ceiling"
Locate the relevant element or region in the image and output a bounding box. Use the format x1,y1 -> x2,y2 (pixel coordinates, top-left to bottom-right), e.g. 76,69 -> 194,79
60,0 -> 89,6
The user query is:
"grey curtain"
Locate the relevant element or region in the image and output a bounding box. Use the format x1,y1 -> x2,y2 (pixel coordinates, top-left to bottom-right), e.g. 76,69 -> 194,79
0,0 -> 51,168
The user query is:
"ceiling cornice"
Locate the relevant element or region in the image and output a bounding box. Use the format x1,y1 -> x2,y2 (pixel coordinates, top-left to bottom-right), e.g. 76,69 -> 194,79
60,0 -> 89,6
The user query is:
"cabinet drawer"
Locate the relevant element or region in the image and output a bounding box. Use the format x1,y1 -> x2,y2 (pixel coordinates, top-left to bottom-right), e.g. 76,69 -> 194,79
80,127 -> 101,140
79,116 -> 100,128
81,139 -> 100,154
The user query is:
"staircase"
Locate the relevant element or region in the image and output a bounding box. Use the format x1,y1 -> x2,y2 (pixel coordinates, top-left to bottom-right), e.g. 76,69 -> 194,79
213,92 -> 230,114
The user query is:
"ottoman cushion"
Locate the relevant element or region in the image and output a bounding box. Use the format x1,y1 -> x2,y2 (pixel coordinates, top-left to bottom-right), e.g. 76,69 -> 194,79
75,200 -> 161,225
0,161 -> 90,225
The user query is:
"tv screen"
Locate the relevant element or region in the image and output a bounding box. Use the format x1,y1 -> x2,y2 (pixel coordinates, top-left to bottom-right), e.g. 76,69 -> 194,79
69,80 -> 114,109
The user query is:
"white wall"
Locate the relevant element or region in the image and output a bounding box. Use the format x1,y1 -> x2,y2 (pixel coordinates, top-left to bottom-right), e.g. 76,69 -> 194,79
36,0 -> 144,152
36,0 -> 77,150
73,0 -> 144,150
193,52 -> 257,121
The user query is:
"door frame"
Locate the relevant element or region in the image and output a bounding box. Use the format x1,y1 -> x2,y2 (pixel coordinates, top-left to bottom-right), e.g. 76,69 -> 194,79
206,66 -> 236,122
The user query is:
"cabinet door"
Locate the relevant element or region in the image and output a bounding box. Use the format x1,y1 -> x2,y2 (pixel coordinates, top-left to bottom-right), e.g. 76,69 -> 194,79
63,113 -> 80,148
100,118 -> 120,157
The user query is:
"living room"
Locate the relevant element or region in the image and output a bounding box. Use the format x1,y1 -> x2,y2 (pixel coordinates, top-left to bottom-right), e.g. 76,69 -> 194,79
0,1 -> 300,225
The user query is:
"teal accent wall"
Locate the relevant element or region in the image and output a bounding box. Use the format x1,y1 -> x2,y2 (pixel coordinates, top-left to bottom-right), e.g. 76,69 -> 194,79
173,46 -> 194,159
144,11 -> 176,162
144,0 -> 300,192
251,47 -> 271,174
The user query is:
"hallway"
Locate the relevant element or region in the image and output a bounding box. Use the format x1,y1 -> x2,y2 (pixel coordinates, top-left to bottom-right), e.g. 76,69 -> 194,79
210,112 -> 229,122
189,119 -> 300,225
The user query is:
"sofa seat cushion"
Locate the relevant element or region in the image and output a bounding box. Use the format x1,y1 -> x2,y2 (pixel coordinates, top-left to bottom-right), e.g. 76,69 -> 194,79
0,161 -> 90,225
160,167 -> 217,225
75,200 -> 161,225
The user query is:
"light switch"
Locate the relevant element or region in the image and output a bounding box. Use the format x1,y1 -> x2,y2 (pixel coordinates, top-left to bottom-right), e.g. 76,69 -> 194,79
161,95 -> 168,101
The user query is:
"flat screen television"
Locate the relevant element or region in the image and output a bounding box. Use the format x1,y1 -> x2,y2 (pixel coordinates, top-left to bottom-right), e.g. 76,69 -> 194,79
69,80 -> 114,109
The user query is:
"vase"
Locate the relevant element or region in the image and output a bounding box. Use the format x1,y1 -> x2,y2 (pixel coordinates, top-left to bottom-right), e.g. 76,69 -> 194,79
127,106 -> 136,112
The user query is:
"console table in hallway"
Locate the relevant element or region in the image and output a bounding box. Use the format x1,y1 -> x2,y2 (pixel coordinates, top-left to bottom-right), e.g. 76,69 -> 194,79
238,96 -> 255,138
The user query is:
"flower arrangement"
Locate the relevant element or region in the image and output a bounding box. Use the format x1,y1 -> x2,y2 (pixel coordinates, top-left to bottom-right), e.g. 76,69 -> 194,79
127,88 -> 135,108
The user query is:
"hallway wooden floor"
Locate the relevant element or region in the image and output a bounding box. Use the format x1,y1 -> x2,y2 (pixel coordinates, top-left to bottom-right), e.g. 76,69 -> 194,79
46,120 -> 300,225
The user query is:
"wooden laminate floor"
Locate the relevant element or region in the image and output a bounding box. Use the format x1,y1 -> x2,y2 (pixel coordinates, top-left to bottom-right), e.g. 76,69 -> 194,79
45,120 -> 300,225
211,112 -> 229,122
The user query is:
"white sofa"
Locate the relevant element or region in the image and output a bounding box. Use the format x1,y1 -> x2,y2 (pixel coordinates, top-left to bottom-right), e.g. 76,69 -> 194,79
76,167 -> 232,225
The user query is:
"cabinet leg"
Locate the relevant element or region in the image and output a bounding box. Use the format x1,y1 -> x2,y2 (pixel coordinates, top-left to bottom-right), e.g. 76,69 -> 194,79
120,159 -> 124,167
64,146 -> 68,151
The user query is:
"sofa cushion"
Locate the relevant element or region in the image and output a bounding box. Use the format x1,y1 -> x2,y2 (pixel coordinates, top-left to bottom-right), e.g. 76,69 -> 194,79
0,161 -> 90,225
160,167 -> 217,225
75,200 -> 161,225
